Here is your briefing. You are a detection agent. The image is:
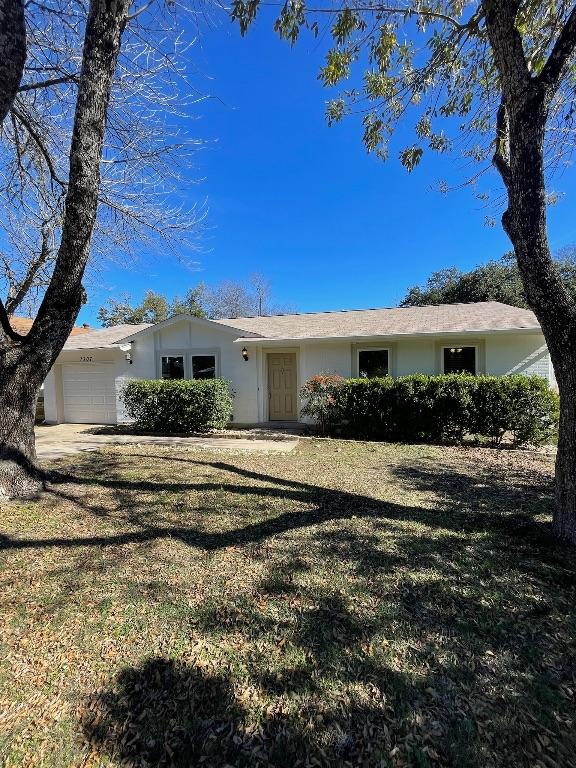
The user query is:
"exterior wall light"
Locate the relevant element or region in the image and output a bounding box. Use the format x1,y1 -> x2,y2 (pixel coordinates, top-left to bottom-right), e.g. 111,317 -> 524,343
120,341 -> 134,364
242,347 -> 249,361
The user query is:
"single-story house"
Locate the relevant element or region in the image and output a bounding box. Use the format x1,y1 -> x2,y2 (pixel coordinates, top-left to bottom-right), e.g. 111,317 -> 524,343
43,301 -> 556,425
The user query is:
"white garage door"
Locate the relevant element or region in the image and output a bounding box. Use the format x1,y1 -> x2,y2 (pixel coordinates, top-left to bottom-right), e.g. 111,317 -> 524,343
62,363 -> 117,424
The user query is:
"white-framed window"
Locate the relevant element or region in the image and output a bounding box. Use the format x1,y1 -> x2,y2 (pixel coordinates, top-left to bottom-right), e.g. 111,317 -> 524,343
161,355 -> 185,379
442,346 -> 477,375
159,352 -> 218,380
357,348 -> 389,378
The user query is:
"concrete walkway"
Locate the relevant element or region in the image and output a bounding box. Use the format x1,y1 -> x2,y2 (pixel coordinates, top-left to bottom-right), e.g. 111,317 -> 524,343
35,423 -> 298,460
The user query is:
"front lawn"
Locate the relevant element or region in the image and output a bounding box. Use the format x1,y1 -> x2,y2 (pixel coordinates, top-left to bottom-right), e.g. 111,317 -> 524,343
0,441 -> 574,767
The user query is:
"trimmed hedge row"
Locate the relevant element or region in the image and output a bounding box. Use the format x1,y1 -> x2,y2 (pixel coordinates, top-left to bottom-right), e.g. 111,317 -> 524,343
307,374 -> 559,446
121,378 -> 233,432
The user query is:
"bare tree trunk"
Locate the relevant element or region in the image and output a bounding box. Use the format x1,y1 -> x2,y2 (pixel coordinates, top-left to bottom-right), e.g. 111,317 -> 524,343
555,371 -> 576,542
0,350 -> 45,499
484,1 -> 576,544
503,100 -> 576,544
0,0 -> 26,124
0,0 -> 130,498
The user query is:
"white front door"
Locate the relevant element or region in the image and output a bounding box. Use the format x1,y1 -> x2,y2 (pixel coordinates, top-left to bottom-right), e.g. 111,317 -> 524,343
62,363 -> 117,424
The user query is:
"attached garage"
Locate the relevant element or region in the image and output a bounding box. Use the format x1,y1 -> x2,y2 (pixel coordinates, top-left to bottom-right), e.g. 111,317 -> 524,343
62,363 -> 117,424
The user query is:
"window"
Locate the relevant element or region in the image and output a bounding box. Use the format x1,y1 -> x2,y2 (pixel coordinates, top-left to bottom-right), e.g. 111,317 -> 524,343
358,349 -> 389,378
443,346 -> 476,375
161,355 -> 184,379
192,355 -> 216,379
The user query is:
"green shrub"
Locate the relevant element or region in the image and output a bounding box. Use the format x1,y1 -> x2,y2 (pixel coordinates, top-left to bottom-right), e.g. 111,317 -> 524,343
334,376 -> 396,437
121,378 -> 233,433
470,375 -> 559,446
323,374 -> 559,447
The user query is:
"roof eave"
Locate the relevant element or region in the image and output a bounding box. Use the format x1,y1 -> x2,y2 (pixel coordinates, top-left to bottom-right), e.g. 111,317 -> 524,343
234,326 -> 543,344
62,343 -> 125,351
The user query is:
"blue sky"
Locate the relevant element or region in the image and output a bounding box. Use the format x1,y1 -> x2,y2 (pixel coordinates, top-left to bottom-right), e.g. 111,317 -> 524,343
80,8 -> 576,326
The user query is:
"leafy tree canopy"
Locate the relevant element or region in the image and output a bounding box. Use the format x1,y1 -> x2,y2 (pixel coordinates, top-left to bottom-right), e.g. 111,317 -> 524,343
97,274 -> 292,327
231,1 -> 574,182
98,291 -> 173,327
401,251 -> 576,309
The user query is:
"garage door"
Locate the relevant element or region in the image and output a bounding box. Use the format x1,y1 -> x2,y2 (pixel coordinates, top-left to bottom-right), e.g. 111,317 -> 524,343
62,364 -> 117,424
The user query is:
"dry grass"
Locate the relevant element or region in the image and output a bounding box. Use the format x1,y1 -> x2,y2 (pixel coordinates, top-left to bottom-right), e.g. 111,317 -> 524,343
0,439 -> 575,768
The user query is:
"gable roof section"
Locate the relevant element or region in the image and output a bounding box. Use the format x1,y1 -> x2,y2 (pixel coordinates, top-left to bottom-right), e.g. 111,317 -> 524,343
213,302 -> 541,341
61,313 -> 261,350
64,324 -> 152,349
94,312 -> 265,345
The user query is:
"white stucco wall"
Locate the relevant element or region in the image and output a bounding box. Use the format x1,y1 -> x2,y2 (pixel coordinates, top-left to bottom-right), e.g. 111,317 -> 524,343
296,333 -> 551,381
395,340 -> 436,376
484,333 -> 550,379
300,342 -> 352,380
42,369 -> 58,422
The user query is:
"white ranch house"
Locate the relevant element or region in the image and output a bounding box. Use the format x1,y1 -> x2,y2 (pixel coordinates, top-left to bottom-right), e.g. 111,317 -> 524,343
43,301 -> 556,425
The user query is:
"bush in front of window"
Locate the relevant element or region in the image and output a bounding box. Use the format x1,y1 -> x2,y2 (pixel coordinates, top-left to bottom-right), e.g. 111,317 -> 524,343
121,378 -> 233,433
326,374 -> 558,447
331,375 -> 395,436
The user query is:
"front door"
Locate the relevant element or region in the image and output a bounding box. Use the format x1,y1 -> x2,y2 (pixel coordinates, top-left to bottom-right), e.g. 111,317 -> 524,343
268,353 -> 297,421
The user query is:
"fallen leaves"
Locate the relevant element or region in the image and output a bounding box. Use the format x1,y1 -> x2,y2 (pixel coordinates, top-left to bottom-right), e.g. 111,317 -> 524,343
0,441 -> 574,767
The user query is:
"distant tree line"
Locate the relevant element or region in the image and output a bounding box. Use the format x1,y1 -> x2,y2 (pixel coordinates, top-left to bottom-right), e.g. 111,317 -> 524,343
401,251 -> 576,310
97,273 -> 292,327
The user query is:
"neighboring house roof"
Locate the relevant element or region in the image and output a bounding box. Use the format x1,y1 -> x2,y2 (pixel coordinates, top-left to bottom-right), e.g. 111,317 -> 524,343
10,316 -> 92,337
213,302 -> 541,341
63,324 -> 151,349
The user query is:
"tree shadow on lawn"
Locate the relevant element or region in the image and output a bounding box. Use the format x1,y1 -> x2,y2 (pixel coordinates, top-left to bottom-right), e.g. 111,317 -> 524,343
4,449 -> 573,766
0,451 -> 561,554
80,583 -> 576,768
81,655 -> 428,768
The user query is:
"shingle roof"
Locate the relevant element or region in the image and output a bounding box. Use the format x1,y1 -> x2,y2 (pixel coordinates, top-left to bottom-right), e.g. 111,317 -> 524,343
63,324 -> 151,349
10,316 -> 91,337
213,302 -> 540,340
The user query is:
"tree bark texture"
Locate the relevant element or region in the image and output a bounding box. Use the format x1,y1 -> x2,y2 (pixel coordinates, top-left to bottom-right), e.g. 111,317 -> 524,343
0,0 -> 26,125
483,1 -> 576,543
0,0 -> 130,498
0,349 -> 45,499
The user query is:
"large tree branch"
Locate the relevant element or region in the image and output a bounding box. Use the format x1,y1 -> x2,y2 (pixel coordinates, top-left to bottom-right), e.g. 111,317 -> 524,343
4,222 -> 53,315
482,0 -> 531,103
18,73 -> 78,92
538,5 -> 576,93
492,101 -> 511,188
10,105 -> 67,187
0,298 -> 26,342
258,2 -> 477,31
0,0 -> 26,124
483,1 -> 574,337
32,0 -> 131,351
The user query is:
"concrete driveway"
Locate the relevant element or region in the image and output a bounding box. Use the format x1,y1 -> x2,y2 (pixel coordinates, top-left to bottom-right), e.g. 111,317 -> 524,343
35,423 -> 298,460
